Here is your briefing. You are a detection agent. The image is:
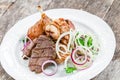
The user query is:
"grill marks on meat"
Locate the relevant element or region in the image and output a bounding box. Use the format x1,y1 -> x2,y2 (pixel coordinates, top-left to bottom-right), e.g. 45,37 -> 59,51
29,35 -> 56,73
32,47 -> 55,59
29,58 -> 51,73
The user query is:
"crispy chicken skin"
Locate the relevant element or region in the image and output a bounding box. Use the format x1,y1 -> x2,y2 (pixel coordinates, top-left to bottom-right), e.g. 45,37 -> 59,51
27,13 -> 75,41
27,13 -> 51,40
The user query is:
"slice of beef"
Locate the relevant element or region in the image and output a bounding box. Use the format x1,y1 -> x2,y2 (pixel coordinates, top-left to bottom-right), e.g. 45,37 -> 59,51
29,35 -> 56,73
29,57 -> 51,73
31,47 -> 56,59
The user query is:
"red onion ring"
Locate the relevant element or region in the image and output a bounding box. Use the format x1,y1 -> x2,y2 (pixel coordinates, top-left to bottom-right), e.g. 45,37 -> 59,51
22,36 -> 33,51
74,46 -> 93,70
42,60 -> 58,76
71,46 -> 88,65
75,57 -> 93,71
22,41 -> 30,51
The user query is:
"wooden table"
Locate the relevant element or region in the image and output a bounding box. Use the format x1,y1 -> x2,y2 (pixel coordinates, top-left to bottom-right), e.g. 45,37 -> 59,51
0,0 -> 120,80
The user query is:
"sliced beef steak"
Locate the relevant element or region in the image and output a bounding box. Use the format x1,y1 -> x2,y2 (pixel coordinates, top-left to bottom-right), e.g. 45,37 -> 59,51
29,35 -> 56,73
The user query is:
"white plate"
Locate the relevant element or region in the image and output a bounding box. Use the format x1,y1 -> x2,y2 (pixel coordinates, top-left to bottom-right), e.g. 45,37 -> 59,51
0,9 -> 116,80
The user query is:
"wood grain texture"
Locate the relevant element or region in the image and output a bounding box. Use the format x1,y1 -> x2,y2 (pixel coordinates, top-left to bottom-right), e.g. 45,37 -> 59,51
0,0 -> 120,80
84,0 -> 114,18
0,0 -> 16,16
47,0 -> 89,9
0,0 -> 16,42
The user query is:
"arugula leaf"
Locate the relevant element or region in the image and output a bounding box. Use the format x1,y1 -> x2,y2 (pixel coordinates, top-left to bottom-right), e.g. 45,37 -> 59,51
87,37 -> 93,47
65,67 -> 77,73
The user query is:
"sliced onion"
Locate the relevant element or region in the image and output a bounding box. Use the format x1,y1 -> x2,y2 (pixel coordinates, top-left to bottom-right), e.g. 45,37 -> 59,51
64,56 -> 71,68
67,29 -> 73,52
58,44 -> 67,54
71,46 -> 88,65
75,57 -> 93,70
75,56 -> 86,62
56,31 -> 71,59
22,36 -> 33,50
22,41 -> 30,51
25,36 -> 32,45
42,60 -> 58,76
84,35 -> 89,47
74,46 -> 93,70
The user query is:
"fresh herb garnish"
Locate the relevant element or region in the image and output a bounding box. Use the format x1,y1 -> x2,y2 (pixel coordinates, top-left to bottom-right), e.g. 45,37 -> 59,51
65,67 -> 77,73
79,38 -> 85,46
76,38 -> 85,46
87,37 -> 93,47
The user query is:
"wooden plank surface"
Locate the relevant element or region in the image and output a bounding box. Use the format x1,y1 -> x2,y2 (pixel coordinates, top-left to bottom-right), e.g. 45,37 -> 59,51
0,0 -> 120,80
84,0 -> 114,18
0,0 -> 17,17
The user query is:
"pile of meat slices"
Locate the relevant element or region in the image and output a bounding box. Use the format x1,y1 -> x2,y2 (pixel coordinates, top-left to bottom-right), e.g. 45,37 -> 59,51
22,13 -> 75,73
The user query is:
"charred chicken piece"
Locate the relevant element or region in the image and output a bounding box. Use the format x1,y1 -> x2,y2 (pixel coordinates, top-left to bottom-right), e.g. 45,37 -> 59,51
27,13 -> 52,40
